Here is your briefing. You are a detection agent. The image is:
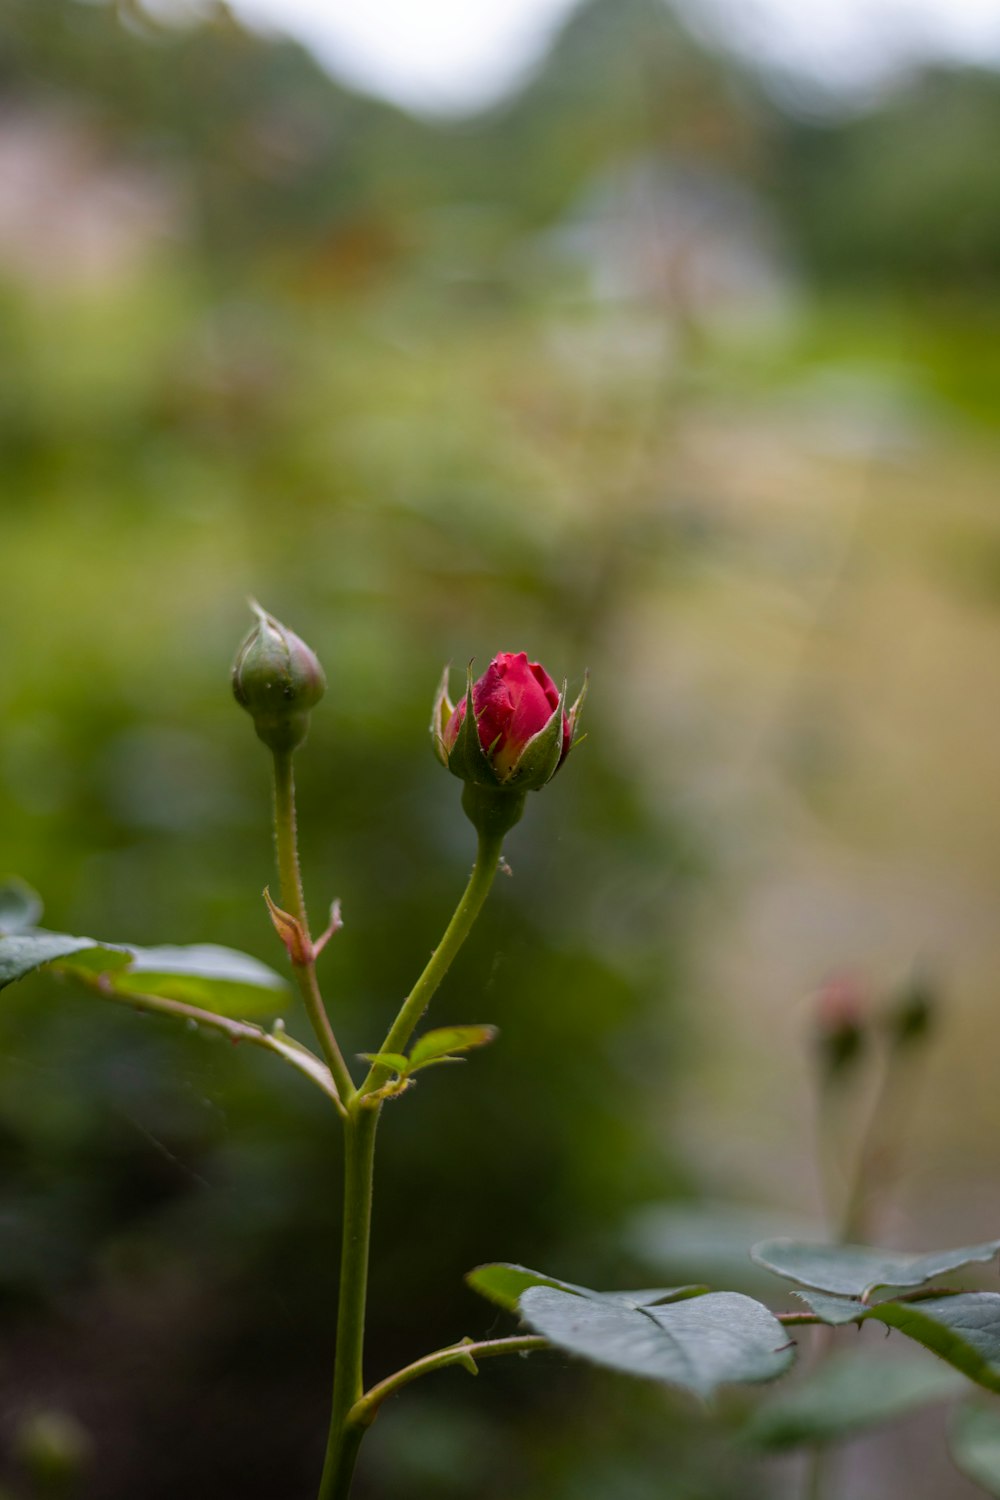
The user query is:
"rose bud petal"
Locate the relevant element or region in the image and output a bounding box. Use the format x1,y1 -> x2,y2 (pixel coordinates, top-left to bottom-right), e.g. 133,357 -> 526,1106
443,652 -> 571,783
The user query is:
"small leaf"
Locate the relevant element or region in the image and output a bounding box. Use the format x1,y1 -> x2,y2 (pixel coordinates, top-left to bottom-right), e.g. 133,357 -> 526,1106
408,1025 -> 498,1071
950,1401 -> 1000,1496
752,1239 -> 1000,1299
0,878 -> 43,935
359,1052 -> 410,1074
466,1262 -> 702,1315
866,1295 -> 1000,1394
744,1349 -> 966,1450
519,1287 -> 794,1399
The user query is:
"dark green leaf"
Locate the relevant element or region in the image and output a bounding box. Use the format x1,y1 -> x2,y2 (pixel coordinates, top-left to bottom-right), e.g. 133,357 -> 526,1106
744,1349 -> 966,1450
465,1262 -> 702,1314
866,1295 -> 1000,1395
0,879 -> 43,935
950,1401 -> 1000,1495
519,1287 -> 794,1398
752,1239 -> 1000,1299
408,1024 -> 497,1071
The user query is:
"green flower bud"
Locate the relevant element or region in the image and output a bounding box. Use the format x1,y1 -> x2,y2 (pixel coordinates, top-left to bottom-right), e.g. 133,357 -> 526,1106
232,601 -> 325,753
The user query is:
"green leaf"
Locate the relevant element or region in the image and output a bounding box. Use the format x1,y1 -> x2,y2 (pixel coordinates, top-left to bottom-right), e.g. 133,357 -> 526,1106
2,929 -> 287,1019
518,1287 -> 794,1399
866,1295 -> 1000,1395
0,878 -> 43,935
752,1239 -> 1000,1299
0,932 -> 120,990
103,944 -> 287,1017
744,1349 -> 966,1450
408,1024 -> 497,1071
950,1401 -> 1000,1496
466,1262 -> 703,1314
359,1052 -> 411,1074
788,1291 -> 1000,1397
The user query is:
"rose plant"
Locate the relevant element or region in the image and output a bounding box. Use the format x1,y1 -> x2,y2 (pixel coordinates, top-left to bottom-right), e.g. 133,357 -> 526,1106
4,608 -> 1000,1499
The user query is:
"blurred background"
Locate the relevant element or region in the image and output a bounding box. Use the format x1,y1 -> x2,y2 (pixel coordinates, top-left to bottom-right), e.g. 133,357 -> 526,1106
2,0 -> 1000,1495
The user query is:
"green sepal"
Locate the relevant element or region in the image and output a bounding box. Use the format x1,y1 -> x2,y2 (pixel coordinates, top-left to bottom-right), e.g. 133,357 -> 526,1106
430,664 -> 455,768
566,671 -> 589,744
502,680 -> 566,791
446,663 -> 504,788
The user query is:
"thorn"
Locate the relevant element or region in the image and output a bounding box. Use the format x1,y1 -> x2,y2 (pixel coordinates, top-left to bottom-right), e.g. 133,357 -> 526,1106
313,899 -> 343,959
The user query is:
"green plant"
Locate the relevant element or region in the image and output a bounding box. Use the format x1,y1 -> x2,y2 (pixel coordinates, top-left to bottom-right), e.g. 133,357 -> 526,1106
5,607 -> 1000,1499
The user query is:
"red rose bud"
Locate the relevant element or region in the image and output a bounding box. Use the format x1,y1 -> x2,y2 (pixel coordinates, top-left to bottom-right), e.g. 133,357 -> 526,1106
232,601 -> 326,753
432,652 -> 585,838
433,652 -> 584,790
813,973 -> 867,1080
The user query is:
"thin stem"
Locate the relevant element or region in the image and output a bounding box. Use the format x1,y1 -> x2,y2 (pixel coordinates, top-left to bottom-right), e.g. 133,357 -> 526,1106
803,1446 -> 831,1500
839,1044 -> 917,1244
77,974 -> 343,1111
350,1335 -> 549,1427
271,749 -> 356,1105
318,1107 -> 378,1500
316,830 -> 508,1498
359,829 -> 505,1097
777,1285 -> 959,1327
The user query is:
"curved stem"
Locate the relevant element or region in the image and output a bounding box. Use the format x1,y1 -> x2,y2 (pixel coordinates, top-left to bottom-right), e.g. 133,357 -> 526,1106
350,1335 -> 548,1428
359,830 -> 505,1097
271,749 -> 356,1105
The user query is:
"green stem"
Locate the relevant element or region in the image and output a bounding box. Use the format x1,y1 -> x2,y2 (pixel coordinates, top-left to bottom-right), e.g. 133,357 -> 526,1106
359,829 -> 505,1097
317,830 -> 507,1498
271,749 -> 356,1106
318,1107 -> 378,1500
803,1444 -> 832,1500
349,1335 -> 548,1427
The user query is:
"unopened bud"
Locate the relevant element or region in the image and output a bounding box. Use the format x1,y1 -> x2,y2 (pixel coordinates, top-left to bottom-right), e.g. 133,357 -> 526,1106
232,601 -> 325,753
884,975 -> 936,1051
813,973 -> 867,1081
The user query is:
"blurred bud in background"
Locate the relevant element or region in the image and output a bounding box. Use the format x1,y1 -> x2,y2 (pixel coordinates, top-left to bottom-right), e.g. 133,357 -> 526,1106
883,972 -> 937,1053
813,972 -> 868,1084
